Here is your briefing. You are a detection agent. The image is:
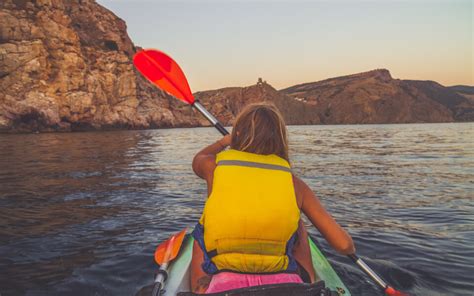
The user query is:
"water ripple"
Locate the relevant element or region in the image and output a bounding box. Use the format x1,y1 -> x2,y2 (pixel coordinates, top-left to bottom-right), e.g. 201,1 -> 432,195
0,123 -> 473,295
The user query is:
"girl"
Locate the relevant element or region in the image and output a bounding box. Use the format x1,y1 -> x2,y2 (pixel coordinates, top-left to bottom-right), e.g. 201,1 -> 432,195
191,102 -> 355,294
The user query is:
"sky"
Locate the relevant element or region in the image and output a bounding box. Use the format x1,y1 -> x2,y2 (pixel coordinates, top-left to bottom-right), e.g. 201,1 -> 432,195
98,0 -> 472,91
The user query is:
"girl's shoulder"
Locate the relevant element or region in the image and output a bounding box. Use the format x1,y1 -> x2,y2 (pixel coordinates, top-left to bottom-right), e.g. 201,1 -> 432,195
193,154 -> 217,181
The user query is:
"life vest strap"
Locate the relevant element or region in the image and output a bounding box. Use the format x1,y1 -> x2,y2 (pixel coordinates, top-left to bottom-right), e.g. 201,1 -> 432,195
207,249 -> 218,258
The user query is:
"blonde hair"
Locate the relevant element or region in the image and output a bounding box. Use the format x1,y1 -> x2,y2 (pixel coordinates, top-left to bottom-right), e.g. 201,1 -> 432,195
231,102 -> 289,161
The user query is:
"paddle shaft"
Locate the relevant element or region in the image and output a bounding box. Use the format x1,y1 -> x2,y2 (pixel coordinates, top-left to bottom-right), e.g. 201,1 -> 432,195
349,254 -> 388,289
152,263 -> 168,296
193,101 -> 229,136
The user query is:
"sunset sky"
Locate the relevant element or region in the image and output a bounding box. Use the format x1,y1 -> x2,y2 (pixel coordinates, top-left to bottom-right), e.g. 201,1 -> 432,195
98,0 -> 472,91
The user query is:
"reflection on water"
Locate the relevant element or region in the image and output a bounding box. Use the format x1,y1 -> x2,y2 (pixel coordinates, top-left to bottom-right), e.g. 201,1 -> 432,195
0,123 -> 473,295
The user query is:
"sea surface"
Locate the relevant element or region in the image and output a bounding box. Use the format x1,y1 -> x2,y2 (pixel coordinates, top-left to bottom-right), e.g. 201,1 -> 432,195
0,123 -> 473,296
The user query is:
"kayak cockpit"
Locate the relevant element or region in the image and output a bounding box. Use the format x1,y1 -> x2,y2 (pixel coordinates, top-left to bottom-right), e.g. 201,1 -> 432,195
152,233 -> 350,296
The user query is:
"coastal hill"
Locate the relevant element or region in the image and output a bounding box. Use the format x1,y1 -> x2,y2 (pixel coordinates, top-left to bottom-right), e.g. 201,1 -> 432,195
0,0 -> 472,132
281,69 -> 474,124
194,81 -> 320,126
195,70 -> 474,126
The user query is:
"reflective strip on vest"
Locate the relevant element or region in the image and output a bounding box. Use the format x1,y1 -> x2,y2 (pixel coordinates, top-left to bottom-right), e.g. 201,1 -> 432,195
200,149 -> 300,274
217,160 -> 292,173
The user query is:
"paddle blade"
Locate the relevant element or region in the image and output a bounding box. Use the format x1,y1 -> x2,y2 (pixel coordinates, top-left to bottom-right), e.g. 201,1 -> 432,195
133,49 -> 195,104
385,286 -> 408,296
154,228 -> 187,265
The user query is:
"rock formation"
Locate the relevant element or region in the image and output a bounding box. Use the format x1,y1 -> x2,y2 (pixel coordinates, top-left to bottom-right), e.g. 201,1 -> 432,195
0,0 -> 198,132
195,82 -> 319,126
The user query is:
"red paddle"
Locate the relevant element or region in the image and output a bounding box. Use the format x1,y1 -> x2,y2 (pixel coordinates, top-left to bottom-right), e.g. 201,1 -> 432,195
133,49 -> 229,136
152,228 -> 187,296
154,228 -> 187,265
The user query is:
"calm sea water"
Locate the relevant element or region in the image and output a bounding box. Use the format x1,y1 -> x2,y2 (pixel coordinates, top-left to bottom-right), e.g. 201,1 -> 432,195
0,123 -> 473,296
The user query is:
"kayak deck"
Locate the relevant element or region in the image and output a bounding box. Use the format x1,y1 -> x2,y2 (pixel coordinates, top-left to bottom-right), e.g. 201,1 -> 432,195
163,234 -> 350,296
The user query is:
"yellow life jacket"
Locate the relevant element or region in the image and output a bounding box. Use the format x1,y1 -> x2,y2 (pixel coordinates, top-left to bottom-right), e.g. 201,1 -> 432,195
198,149 -> 300,273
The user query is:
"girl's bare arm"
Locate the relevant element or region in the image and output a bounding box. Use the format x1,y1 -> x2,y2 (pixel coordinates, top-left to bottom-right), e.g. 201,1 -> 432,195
294,176 -> 355,255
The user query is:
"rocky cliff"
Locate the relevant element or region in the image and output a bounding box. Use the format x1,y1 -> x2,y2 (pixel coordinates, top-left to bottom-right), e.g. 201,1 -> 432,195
0,0 -> 198,132
1,1 -> 472,133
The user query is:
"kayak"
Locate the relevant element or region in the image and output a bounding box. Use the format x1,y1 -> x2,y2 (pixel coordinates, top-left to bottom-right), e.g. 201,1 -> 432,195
160,232 -> 351,296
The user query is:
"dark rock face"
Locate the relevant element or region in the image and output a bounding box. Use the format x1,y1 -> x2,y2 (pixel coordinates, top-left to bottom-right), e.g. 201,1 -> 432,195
0,0 -> 197,132
447,85 -> 474,121
405,81 -> 474,122
449,85 -> 474,95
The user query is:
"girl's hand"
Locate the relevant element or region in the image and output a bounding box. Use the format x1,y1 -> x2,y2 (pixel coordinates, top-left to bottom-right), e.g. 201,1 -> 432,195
219,135 -> 231,148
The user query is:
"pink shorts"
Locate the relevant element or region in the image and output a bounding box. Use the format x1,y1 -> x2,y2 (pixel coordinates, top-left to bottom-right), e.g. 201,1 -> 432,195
205,272 -> 303,294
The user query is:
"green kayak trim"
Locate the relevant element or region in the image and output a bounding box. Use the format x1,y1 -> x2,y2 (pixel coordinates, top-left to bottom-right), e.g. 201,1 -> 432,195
309,237 -> 351,295
163,233 -> 351,295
